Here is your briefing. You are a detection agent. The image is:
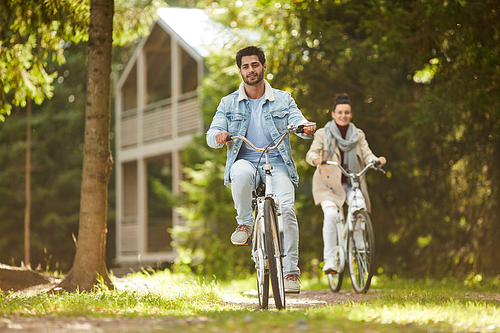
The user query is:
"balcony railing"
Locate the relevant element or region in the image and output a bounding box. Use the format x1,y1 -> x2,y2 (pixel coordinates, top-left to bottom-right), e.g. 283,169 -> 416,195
120,91 -> 200,148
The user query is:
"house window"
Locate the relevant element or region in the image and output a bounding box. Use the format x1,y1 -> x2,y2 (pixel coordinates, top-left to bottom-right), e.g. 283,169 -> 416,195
146,154 -> 173,252
121,162 -> 138,255
181,47 -> 198,94
145,24 -> 172,104
122,63 -> 137,111
123,162 -> 138,218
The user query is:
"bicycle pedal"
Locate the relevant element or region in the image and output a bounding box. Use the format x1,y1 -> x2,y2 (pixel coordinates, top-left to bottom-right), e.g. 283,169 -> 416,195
285,290 -> 300,294
238,237 -> 251,246
232,237 -> 251,246
324,268 -> 339,275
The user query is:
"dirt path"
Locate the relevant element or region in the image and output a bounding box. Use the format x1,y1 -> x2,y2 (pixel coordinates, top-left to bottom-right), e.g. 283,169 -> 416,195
225,287 -> 379,310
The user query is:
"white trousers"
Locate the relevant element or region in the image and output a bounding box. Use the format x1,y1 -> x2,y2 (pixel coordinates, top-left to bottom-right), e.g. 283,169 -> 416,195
320,184 -> 366,260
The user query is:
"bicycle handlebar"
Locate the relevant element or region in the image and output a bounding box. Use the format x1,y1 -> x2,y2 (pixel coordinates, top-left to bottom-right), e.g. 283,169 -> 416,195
226,123 -> 316,152
321,159 -> 386,178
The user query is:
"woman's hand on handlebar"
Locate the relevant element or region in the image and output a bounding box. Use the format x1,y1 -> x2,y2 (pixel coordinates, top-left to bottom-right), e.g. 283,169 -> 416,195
312,156 -> 322,166
215,131 -> 231,145
374,156 -> 387,167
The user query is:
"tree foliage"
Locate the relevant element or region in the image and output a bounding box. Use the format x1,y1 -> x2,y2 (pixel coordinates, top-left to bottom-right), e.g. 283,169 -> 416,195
0,0 -> 163,118
179,0 -> 500,279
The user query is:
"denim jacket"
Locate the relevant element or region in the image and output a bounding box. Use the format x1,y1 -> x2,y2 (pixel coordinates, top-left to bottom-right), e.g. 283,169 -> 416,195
206,80 -> 312,187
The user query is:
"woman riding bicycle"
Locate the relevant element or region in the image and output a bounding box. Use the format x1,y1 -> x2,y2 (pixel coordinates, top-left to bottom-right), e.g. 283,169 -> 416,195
305,93 -> 386,274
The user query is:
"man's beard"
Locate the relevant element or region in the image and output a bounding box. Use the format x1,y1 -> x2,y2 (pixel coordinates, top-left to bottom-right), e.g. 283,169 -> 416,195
243,70 -> 264,85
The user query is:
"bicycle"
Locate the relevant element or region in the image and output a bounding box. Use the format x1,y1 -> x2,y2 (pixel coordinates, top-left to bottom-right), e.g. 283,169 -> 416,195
227,123 -> 315,310
320,159 -> 385,294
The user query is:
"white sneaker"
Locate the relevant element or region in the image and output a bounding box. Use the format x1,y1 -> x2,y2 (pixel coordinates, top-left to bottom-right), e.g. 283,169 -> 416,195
284,274 -> 300,293
323,257 -> 338,274
230,224 -> 253,245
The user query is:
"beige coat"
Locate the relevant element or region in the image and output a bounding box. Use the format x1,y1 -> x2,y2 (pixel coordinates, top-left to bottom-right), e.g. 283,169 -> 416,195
305,127 -> 378,212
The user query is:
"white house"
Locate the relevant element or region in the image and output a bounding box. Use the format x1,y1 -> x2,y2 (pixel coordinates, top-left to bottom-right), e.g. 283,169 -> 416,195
113,8 -> 224,269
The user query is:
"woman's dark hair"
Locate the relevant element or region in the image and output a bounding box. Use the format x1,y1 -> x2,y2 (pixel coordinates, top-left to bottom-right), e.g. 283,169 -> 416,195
332,93 -> 351,112
236,46 -> 266,68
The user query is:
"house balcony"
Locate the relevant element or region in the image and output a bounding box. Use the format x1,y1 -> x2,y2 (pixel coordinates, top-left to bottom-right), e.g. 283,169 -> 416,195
119,90 -> 201,158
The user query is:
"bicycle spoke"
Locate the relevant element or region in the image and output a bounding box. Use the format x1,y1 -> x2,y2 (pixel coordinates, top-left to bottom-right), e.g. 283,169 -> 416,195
357,251 -> 368,274
356,253 -> 366,288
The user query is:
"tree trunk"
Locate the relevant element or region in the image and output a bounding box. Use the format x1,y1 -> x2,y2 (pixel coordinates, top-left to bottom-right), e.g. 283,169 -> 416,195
58,0 -> 114,292
24,99 -> 32,268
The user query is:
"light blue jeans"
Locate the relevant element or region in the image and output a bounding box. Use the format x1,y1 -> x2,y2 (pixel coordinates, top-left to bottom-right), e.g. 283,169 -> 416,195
229,158 -> 300,277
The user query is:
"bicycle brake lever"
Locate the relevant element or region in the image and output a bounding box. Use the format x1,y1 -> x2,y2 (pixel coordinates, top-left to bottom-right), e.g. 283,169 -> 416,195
374,162 -> 386,174
371,160 -> 385,174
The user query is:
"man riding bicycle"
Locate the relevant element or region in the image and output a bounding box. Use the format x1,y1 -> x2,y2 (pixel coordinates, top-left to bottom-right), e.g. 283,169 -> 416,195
206,46 -> 316,293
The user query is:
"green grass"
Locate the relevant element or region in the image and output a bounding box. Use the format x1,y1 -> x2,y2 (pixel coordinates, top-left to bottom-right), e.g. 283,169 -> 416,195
1,271 -> 240,316
1,270 -> 500,332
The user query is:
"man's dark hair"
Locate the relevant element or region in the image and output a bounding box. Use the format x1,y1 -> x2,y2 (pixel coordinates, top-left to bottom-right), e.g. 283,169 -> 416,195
236,46 -> 266,68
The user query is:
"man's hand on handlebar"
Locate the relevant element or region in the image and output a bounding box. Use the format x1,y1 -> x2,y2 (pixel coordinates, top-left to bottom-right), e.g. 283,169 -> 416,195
301,121 -> 316,136
215,131 -> 231,145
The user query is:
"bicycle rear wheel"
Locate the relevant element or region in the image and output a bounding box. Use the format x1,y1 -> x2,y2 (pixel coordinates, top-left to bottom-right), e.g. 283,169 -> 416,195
327,271 -> 344,292
264,198 -> 285,310
348,210 -> 375,294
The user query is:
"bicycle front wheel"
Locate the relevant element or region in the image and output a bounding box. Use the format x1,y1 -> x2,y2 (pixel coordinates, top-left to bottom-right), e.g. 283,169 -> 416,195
264,198 -> 286,310
347,210 -> 375,294
327,247 -> 345,292
254,216 -> 269,309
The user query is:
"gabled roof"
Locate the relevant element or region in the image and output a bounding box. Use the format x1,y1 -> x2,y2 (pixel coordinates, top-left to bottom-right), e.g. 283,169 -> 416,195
157,7 -> 227,58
